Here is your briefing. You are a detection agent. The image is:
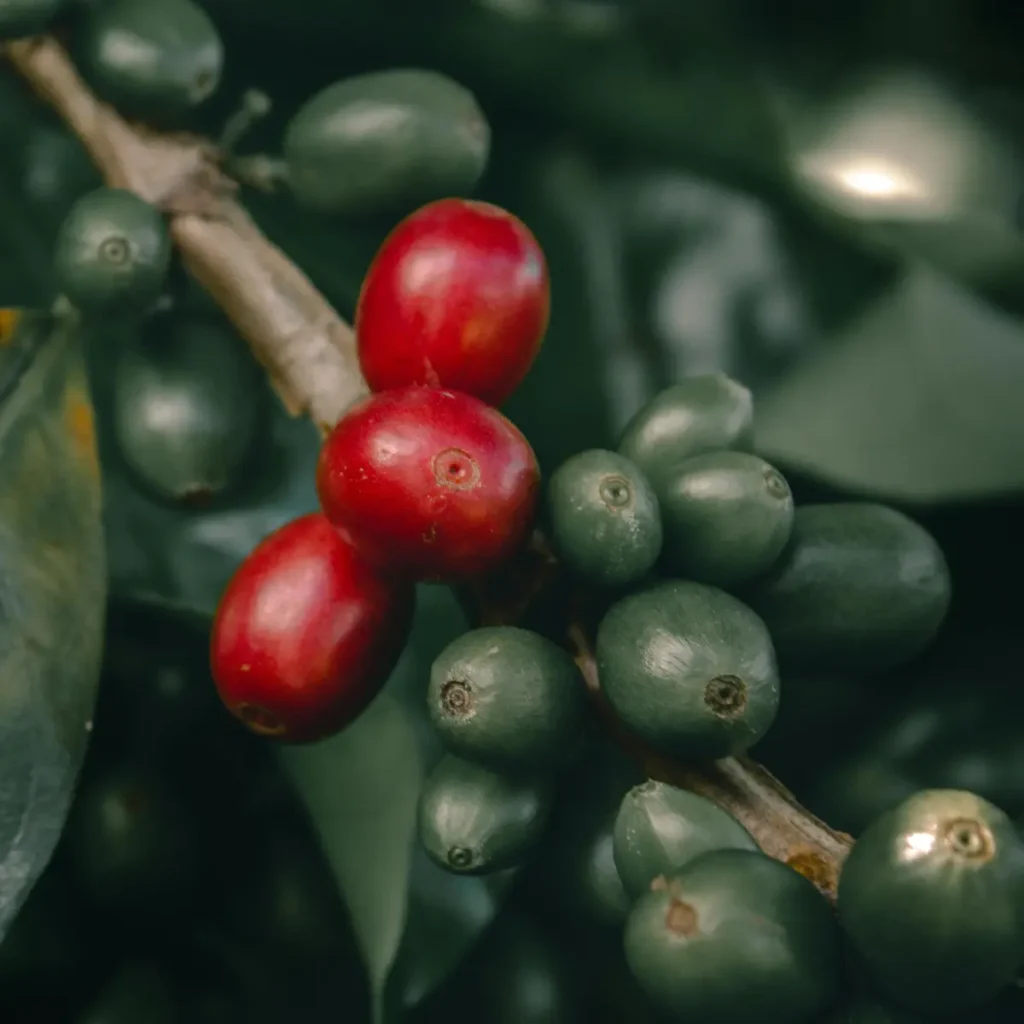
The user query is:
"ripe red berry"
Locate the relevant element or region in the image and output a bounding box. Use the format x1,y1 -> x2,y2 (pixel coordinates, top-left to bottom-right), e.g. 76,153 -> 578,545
355,198 -> 550,407
210,513 -> 415,743
317,385 -> 540,581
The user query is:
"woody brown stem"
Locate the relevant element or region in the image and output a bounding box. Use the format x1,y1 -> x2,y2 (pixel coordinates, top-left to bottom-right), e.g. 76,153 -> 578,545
6,32 -> 851,901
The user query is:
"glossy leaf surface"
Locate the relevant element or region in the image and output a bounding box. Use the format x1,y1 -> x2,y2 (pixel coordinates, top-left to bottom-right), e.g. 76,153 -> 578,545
0,310 -> 106,938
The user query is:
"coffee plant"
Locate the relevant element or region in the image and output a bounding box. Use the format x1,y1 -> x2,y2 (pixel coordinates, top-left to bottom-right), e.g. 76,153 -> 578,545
2,2 -> 1024,1022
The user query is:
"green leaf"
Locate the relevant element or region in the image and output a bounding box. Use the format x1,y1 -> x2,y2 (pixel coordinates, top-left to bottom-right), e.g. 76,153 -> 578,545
279,584 -> 508,1021
278,696 -> 421,1020
0,311 -> 107,937
776,67 -> 1024,292
498,141 -> 883,474
756,265 -> 1024,503
91,327 -> 508,1011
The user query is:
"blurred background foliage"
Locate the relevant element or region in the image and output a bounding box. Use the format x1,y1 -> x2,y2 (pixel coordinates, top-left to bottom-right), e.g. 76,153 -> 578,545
1,0 -> 1024,1020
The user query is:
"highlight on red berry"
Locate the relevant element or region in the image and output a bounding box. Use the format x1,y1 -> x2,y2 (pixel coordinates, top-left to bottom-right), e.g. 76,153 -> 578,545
355,198 -> 549,407
210,513 -> 415,743
317,385 -> 540,582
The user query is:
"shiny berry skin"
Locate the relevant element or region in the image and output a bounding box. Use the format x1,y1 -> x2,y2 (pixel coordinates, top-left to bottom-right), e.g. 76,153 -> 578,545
355,199 -> 549,407
210,513 -> 415,743
317,386 -> 540,581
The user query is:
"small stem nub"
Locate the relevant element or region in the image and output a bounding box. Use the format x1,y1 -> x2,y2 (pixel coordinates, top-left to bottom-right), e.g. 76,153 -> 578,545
226,154 -> 289,194
219,89 -> 272,155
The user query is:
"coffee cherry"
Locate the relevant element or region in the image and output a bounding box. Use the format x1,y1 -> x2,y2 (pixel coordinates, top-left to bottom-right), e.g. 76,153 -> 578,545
427,626 -> 588,771
317,386 -> 539,581
54,188 -> 170,315
596,581 -> 779,760
284,71 -> 489,218
744,503 -> 951,673
613,781 -> 757,898
547,449 -> 662,588
546,772 -> 631,927
624,849 -> 841,1023
211,513 -> 415,743
0,0 -> 63,40
658,451 -> 794,588
418,755 -> 552,875
77,0 -> 223,120
838,789 -> 1024,1014
65,764 -> 201,921
113,317 -> 262,504
355,199 -> 549,406
617,374 -> 754,491
218,831 -> 362,971
418,911 -> 582,1024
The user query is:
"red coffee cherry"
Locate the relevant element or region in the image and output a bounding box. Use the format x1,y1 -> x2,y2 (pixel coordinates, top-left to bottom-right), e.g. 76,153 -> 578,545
317,385 -> 540,581
210,513 -> 414,743
355,198 -> 549,407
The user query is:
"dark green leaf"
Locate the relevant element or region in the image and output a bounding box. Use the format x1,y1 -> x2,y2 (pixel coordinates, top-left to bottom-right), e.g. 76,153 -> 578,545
756,265 -> 1024,503
0,310 -> 107,937
279,695 -> 422,1020
281,584 -> 515,1020
76,180 -> 506,1016
777,67 -> 1024,292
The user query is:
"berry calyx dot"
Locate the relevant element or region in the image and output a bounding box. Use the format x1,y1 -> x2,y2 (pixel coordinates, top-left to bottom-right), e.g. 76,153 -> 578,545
665,899 -> 699,937
100,236 -> 131,264
236,703 -> 287,737
433,447 -> 481,491
599,475 -> 633,509
447,845 -> 474,869
440,679 -> 474,717
704,675 -> 748,719
763,468 -> 790,500
943,818 -> 994,862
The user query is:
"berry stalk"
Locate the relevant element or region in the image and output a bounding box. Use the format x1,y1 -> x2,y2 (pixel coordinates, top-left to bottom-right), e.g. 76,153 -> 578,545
470,536 -> 853,899
3,35 -> 367,432
5,32 -> 852,898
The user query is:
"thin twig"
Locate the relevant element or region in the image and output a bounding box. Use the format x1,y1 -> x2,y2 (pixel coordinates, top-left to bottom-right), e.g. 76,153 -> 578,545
3,36 -> 367,432
4,33 -> 852,899
566,617 -> 852,900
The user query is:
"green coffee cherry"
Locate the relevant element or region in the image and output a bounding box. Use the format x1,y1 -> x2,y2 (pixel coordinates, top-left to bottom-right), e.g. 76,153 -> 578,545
427,626 -> 587,771
284,69 -> 489,218
0,0 -> 64,40
64,765 -> 201,920
838,789 -> 1024,1014
658,451 -> 794,587
218,832 -> 362,970
596,580 -> 779,760
54,188 -> 170,316
624,849 -> 841,1024
547,448 -> 662,588
613,781 -> 757,898
78,0 -> 223,120
744,503 -> 951,673
414,911 -> 582,1024
466,914 -> 583,1024
113,317 -> 262,504
617,374 -> 754,491
547,776 -> 632,927
418,755 -> 552,876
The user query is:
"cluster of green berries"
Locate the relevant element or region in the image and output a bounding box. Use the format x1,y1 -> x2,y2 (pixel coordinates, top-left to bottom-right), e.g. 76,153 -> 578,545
416,374 -> 1023,1022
